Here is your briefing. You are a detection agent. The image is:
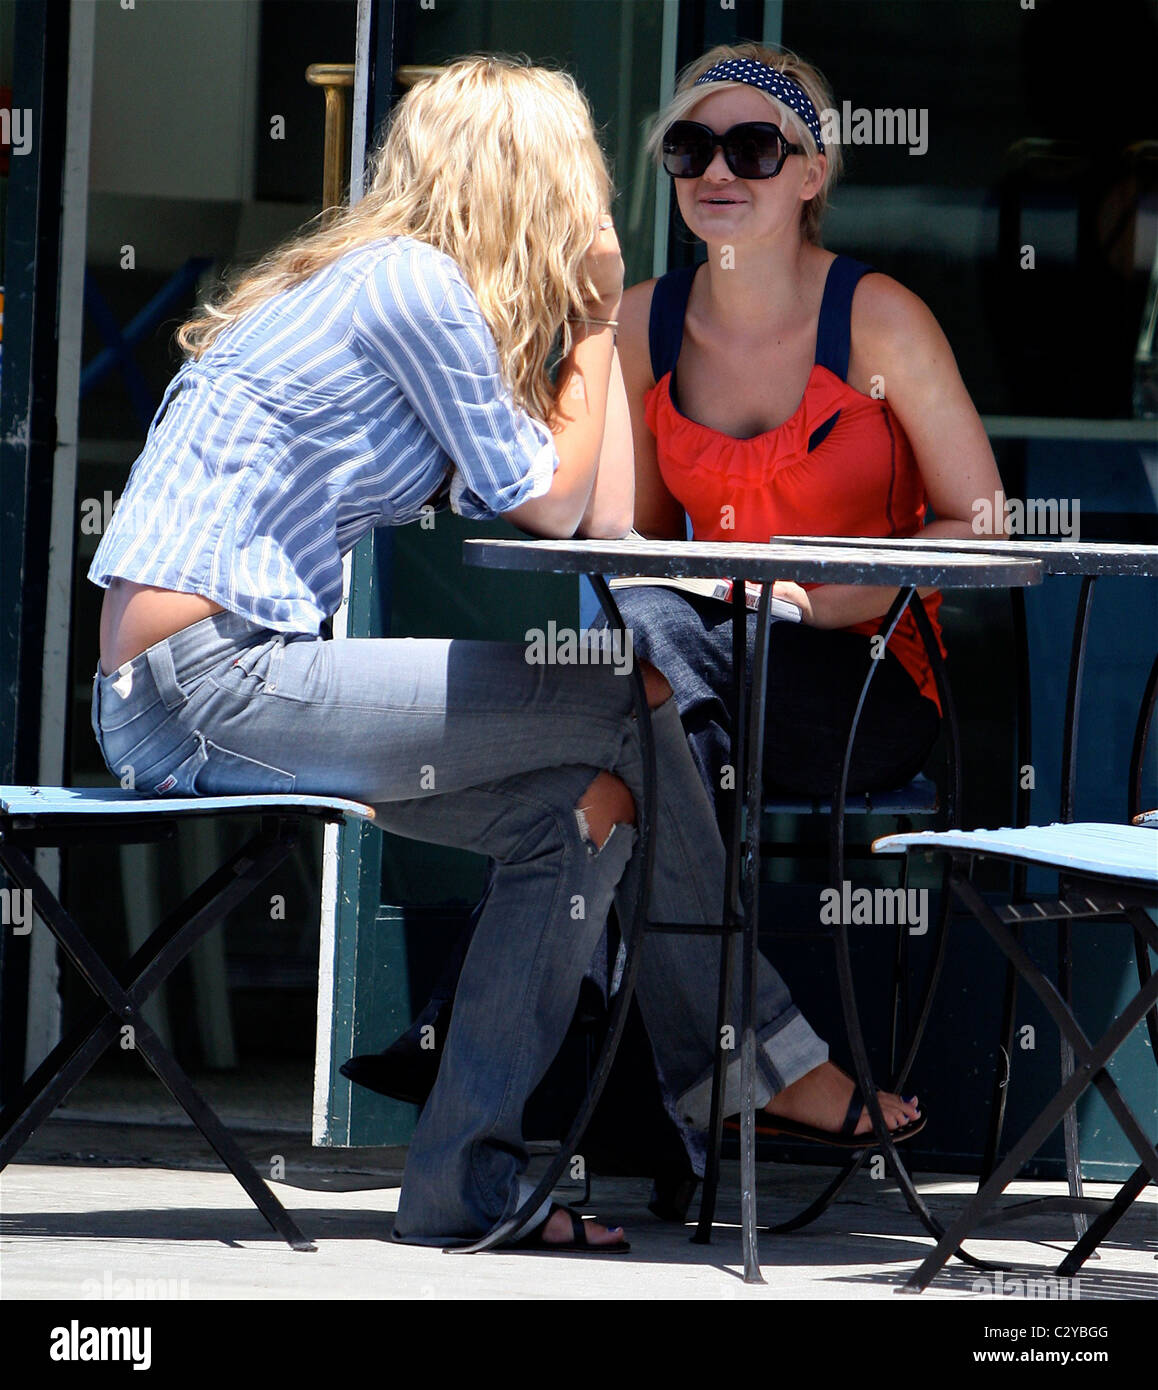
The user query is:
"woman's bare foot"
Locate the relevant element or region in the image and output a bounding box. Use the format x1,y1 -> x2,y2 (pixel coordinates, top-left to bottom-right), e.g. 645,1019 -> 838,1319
764,1061 -> 919,1138
542,1206 -> 625,1247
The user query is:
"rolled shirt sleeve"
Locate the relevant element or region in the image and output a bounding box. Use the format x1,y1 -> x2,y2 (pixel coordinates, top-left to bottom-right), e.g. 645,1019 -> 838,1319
352,241 -> 558,519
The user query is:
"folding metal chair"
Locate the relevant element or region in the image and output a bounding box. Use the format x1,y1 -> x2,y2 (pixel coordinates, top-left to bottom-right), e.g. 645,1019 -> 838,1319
734,589 -> 964,1246
873,820 -> 1158,1292
0,786 -> 376,1251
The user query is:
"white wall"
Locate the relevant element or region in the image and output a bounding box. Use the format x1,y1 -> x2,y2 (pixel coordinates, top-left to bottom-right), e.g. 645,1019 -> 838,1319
88,0 -> 259,202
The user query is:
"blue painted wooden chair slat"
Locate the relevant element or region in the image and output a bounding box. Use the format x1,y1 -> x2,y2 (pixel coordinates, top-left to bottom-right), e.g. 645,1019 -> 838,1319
0,785 -> 376,822
873,822 -> 1158,883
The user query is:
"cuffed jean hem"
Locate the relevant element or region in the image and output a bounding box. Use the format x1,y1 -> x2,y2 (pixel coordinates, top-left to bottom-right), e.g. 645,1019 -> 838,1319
392,1181 -> 554,1250
675,1012 -> 829,1130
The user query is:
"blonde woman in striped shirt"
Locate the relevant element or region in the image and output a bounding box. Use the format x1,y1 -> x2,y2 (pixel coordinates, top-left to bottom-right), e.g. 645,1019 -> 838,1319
90,57 -> 831,1252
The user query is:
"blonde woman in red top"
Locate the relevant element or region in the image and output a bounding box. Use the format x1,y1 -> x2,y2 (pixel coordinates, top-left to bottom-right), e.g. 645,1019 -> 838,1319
614,41 -> 1006,1141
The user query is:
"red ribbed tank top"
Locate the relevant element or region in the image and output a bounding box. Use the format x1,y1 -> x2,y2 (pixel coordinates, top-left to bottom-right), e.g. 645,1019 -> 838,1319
643,255 -> 944,711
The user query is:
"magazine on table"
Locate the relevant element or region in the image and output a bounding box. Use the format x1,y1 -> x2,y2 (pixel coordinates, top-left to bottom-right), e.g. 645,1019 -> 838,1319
607,531 -> 803,623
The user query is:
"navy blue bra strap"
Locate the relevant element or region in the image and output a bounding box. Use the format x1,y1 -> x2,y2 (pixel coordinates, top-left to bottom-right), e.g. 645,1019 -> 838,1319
814,255 -> 874,382
648,263 -> 699,382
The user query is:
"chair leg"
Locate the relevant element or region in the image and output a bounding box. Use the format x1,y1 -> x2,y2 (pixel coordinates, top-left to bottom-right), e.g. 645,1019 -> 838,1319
980,944 -> 1020,1182
764,877 -> 955,1237
903,969 -> 1158,1291
904,871 -> 1158,1292
955,873 -> 1158,1181
129,1016 -> 316,1252
0,841 -> 316,1251
1056,1161 -> 1153,1278
764,834 -> 958,1240
833,918 -> 994,1273
1129,907 -> 1158,1063
0,1014 -> 121,1166
1056,917 -> 1089,1243
762,591 -> 959,1245
763,1151 -> 870,1233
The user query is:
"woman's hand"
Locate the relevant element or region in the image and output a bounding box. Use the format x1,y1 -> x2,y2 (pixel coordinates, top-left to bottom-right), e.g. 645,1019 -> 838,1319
579,217 -> 624,320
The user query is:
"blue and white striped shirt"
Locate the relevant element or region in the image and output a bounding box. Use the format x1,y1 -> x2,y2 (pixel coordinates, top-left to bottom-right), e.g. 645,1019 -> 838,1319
88,236 -> 558,633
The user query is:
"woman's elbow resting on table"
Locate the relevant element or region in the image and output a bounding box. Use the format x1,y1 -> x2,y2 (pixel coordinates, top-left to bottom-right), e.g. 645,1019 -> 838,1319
504,463 -> 633,538
503,487 -> 589,538
575,500 -> 633,540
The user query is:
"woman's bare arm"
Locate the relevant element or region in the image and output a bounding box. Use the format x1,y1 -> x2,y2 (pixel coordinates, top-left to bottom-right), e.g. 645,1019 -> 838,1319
505,222 -> 627,538
575,347 -> 635,538
798,275 -> 1006,629
618,278 -> 686,540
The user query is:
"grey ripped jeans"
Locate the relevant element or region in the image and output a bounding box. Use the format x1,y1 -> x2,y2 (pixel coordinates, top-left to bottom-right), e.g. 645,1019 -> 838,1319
91,608 -> 827,1245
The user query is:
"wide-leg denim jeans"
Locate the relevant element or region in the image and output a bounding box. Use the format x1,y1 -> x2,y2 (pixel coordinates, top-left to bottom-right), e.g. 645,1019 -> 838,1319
91,608 -> 826,1244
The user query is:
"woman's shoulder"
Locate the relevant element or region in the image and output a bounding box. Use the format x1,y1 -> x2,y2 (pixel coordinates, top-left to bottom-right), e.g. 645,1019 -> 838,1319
846,263 -> 957,402
620,276 -> 660,331
850,267 -> 943,358
353,234 -> 483,333
355,234 -> 469,289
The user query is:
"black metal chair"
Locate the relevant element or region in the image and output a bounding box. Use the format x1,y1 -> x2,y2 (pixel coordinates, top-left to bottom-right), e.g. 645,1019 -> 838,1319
873,819 -> 1158,1291
743,591 -> 964,1241
680,586 -> 1000,1273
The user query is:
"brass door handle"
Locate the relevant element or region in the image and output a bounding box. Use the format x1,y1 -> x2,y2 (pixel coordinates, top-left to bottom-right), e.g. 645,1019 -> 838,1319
306,63 -> 354,215
305,63 -> 447,214
396,65 -> 446,88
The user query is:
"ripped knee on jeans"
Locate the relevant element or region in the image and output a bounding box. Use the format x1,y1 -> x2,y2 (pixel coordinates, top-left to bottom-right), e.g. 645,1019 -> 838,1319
575,770 -> 636,850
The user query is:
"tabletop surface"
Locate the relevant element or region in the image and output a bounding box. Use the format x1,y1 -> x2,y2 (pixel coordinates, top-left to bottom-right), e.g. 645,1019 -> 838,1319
465,537 -> 1043,588
770,535 -> 1158,577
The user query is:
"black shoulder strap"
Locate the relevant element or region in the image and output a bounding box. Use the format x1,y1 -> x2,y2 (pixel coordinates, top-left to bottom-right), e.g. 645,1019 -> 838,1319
648,263 -> 699,382
815,256 -> 874,382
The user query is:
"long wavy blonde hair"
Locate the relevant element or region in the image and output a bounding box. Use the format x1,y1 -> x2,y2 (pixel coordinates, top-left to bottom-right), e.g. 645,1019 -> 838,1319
647,42 -> 841,245
176,56 -> 612,423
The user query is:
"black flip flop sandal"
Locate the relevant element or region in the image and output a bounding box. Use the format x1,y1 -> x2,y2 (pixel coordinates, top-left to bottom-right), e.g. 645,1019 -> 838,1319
725,1086 -> 927,1149
509,1202 -> 631,1254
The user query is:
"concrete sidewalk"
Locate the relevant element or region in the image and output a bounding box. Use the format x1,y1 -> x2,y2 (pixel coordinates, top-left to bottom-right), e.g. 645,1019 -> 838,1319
3,1113 -> 1155,1301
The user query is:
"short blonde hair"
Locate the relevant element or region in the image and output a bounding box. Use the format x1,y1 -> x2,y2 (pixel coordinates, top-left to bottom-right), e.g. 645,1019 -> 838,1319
177,56 -> 612,424
647,42 -> 841,245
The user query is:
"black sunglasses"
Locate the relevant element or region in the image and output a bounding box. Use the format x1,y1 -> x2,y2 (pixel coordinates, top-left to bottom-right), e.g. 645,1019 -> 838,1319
662,120 -> 804,180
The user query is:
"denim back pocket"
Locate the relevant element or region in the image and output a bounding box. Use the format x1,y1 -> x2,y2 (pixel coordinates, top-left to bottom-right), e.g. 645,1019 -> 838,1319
137,731 -> 296,797
195,739 -> 296,796
137,730 -> 209,796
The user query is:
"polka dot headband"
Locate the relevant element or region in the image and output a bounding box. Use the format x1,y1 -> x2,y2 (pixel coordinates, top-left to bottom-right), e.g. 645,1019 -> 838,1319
693,57 -> 825,153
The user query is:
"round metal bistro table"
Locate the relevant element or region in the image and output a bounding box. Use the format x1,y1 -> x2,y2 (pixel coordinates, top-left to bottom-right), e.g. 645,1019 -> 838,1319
461,537 -> 1043,1283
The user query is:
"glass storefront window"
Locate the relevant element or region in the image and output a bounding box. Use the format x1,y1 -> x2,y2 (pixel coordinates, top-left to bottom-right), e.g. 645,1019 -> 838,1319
782,0 -> 1158,421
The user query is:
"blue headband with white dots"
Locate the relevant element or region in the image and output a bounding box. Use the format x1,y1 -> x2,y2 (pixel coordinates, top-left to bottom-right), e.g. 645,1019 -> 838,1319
693,58 -> 825,153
